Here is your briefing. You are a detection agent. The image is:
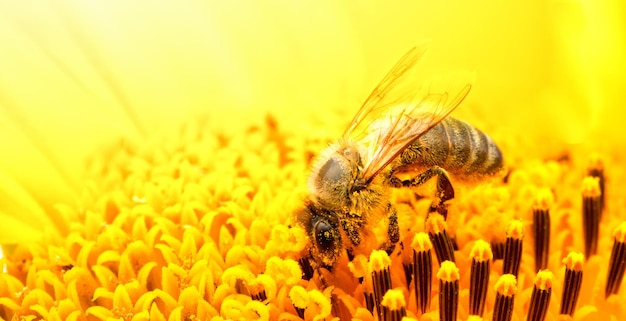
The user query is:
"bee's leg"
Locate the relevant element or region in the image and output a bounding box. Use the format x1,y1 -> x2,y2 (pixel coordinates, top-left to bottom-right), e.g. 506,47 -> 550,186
389,166 -> 454,219
298,257 -> 316,280
341,213 -> 365,247
298,255 -> 332,289
382,205 -> 400,254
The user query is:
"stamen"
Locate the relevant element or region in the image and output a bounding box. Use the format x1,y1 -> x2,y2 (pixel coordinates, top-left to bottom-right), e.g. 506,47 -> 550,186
251,289 -> 267,301
348,254 -> 369,284
493,274 -> 517,321
527,270 -> 553,321
503,220 -> 524,277
364,282 -> 375,315
559,252 -> 584,316
586,154 -> 605,211
605,222 -> 626,298
426,213 -> 456,264
402,261 -> 413,289
469,240 -> 493,317
581,176 -> 602,257
437,261 -> 460,321
369,250 -> 392,320
491,241 -> 505,260
380,288 -> 407,321
400,242 -> 413,287
289,285 -> 308,318
353,254 -> 375,313
411,232 -> 433,316
533,188 -> 553,271
246,275 -> 270,302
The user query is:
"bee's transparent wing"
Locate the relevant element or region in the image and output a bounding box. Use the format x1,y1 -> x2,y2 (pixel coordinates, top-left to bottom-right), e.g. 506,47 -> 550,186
344,45 -> 473,183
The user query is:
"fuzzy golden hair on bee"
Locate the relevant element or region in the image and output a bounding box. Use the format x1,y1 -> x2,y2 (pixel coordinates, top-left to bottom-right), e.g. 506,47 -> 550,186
307,138 -> 368,210
307,141 -> 347,207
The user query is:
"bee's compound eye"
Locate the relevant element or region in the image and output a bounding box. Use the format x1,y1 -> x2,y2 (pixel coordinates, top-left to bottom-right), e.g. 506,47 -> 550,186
318,158 -> 343,184
313,219 -> 339,253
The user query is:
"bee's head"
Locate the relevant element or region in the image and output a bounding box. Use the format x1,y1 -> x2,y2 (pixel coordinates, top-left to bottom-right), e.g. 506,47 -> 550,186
308,142 -> 362,209
295,204 -> 343,270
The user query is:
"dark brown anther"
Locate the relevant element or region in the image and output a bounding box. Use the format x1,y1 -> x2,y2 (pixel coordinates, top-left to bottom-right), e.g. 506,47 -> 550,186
526,270 -> 553,321
559,252 -> 584,316
503,220 -> 524,278
533,189 -> 553,271
396,241 -> 413,287
369,250 -> 392,320
364,290 -> 375,315
605,222 -> 626,299
491,241 -> 505,260
581,176 -> 602,257
493,274 -> 517,321
411,232 -> 433,316
426,213 -> 456,264
251,290 -> 267,301
586,154 -> 605,211
380,289 -> 407,321
469,240 -> 492,317
437,261 -> 460,321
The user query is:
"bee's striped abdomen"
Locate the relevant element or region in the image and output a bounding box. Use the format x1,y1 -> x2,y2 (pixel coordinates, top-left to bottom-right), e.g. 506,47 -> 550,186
396,117 -> 503,179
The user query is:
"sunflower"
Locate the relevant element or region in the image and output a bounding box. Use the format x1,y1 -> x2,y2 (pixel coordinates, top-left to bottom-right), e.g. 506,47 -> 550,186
1,1 -> 625,320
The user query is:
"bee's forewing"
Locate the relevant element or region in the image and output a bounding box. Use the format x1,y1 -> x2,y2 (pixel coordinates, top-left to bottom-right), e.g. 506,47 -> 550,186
343,44 -> 473,183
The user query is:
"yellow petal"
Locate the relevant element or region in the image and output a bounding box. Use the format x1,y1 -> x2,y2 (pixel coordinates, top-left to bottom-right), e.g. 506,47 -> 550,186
75,240 -> 96,268
86,306 -> 115,320
245,300 -> 270,321
178,286 -> 201,317
179,228 -> 198,262
212,284 -> 236,310
29,304 -> 49,319
34,269 -> 66,299
130,311 -> 150,321
220,296 -> 247,320
95,250 -> 121,266
136,262 -> 158,292
112,284 -> 133,314
92,287 -> 113,302
55,299 -> 78,319
159,235 -> 182,258
168,306 -> 184,321
118,250 -> 137,283
154,244 -> 179,266
63,266 -> 98,311
0,269 -> 26,295
197,297 -> 219,319
123,280 -> 142,307
149,303 -> 167,321
0,297 -> 22,313
22,288 -> 54,312
134,291 -> 158,312
152,289 -> 178,315
91,265 -> 118,290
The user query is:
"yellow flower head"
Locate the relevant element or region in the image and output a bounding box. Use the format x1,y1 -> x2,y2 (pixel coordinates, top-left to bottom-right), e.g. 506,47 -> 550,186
1,1 -> 626,321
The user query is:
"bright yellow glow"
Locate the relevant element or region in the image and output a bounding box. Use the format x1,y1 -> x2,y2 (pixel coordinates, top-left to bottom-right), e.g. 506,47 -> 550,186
0,0 -> 625,320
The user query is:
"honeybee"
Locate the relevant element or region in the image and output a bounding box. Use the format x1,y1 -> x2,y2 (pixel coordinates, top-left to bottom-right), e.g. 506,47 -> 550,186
296,45 -> 504,270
